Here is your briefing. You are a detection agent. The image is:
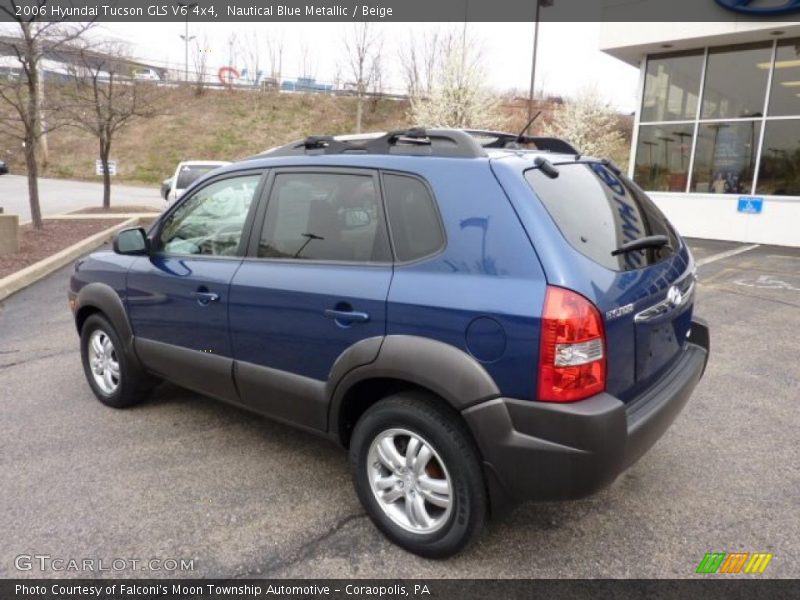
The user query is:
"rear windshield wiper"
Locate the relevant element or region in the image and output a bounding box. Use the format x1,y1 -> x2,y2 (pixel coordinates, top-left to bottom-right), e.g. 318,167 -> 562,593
611,235 -> 670,257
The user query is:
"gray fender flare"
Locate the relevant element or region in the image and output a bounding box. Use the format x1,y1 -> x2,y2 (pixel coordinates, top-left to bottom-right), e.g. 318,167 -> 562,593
74,282 -> 144,372
327,334 -> 501,433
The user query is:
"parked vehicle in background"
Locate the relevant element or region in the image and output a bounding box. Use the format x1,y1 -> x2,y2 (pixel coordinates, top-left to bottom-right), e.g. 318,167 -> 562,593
166,161 -> 230,203
0,160 -> 7,175
69,129 -> 709,558
160,177 -> 172,201
132,68 -> 160,82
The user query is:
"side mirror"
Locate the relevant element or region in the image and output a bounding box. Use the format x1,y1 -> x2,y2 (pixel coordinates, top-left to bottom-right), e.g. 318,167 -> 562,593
160,177 -> 173,201
342,208 -> 371,229
113,227 -> 149,255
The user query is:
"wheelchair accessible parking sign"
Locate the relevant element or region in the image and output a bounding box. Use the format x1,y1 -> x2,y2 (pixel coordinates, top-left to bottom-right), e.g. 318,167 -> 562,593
738,197 -> 764,214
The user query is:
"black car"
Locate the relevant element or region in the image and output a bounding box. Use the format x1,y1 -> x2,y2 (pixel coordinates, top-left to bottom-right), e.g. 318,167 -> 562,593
0,160 -> 8,175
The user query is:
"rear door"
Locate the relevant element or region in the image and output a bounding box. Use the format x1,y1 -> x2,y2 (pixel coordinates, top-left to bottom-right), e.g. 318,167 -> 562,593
227,168 -> 393,430
520,161 -> 695,401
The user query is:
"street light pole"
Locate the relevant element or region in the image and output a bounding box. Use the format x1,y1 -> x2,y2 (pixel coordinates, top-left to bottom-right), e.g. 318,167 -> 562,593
177,2 -> 197,83
528,0 -> 553,122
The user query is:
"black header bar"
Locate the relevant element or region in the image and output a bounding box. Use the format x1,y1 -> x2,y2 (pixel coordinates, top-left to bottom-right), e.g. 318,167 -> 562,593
5,0 -> 800,22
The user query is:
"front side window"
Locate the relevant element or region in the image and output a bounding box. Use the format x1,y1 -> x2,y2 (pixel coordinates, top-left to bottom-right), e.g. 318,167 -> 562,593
691,122 -> 760,194
159,175 -> 260,256
258,172 -> 391,263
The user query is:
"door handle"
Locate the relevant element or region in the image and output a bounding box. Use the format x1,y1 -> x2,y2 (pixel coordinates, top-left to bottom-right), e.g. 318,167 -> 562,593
191,291 -> 220,305
324,308 -> 370,324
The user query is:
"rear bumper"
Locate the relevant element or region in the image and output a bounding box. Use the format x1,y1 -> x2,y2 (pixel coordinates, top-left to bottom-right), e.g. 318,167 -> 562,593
463,317 -> 710,507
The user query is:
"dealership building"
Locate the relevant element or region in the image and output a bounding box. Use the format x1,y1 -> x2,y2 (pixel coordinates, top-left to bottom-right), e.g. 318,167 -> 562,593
601,20 -> 800,247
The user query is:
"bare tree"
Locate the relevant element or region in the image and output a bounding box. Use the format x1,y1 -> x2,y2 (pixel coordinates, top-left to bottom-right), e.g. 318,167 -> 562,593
62,41 -> 161,209
226,32 -> 240,70
406,26 -> 504,130
266,33 -> 284,83
240,30 -> 262,87
298,40 -> 315,81
399,29 -> 439,100
192,34 -> 210,95
342,23 -> 382,133
0,3 -> 92,229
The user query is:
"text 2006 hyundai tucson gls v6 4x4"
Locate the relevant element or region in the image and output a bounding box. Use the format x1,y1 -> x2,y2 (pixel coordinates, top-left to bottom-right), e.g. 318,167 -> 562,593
69,129 -> 709,558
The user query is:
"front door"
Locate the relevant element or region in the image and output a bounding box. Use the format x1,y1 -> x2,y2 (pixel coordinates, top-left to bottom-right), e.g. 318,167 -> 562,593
127,171 -> 264,400
228,169 -> 393,429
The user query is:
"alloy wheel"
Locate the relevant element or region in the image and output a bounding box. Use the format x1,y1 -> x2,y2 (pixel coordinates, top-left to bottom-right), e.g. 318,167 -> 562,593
366,428 -> 453,534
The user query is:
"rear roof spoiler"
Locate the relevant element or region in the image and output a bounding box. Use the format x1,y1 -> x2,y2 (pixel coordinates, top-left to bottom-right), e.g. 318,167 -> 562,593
463,130 -> 579,155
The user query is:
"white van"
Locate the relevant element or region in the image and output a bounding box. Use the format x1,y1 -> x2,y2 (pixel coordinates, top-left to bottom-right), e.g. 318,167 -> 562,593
167,161 -> 231,203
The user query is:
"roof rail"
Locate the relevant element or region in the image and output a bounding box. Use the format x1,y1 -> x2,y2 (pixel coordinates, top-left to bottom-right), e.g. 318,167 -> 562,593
265,128 -> 488,159
463,129 -> 579,155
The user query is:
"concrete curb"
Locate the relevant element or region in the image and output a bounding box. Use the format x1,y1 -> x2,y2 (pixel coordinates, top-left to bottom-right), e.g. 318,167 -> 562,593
0,217 -> 140,303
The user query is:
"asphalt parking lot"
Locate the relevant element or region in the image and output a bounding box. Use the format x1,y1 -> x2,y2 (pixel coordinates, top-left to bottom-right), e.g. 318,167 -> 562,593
0,239 -> 797,579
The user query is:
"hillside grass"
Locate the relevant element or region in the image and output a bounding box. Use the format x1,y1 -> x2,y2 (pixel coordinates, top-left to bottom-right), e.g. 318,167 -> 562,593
0,87 -> 630,186
2,87 -> 409,185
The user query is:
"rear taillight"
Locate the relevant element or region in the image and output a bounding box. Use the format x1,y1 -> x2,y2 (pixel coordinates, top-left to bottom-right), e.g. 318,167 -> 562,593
538,286 -> 606,403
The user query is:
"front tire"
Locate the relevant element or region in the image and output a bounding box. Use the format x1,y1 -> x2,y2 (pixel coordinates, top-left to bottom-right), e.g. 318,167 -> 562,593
80,314 -> 152,408
349,392 -> 487,558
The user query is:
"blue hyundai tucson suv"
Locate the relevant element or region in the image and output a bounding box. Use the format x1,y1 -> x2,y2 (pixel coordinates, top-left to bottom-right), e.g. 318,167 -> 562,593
69,129 -> 709,557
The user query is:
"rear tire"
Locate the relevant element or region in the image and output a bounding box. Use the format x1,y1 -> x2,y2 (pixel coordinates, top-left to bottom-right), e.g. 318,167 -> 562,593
349,391 -> 487,558
80,314 -> 153,408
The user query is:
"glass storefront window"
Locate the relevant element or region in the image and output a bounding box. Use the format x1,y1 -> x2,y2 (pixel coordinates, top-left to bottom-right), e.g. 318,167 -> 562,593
641,52 -> 704,122
637,43 -> 800,197
633,124 -> 695,192
691,122 -> 761,194
757,120 -> 800,195
701,43 -> 772,120
767,39 -> 800,117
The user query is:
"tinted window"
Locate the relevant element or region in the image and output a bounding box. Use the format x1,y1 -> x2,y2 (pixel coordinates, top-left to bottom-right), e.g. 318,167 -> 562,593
641,52 -> 704,122
691,121 -> 760,194
160,175 -> 260,256
701,43 -> 771,120
383,174 -> 444,262
633,123 -> 695,192
176,164 -> 221,189
525,163 -> 678,272
756,120 -> 800,195
767,39 -> 800,117
258,172 -> 390,263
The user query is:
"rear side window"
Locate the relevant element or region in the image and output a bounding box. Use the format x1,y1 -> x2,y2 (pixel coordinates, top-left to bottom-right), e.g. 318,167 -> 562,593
383,174 -> 444,262
258,172 -> 391,263
524,163 -> 679,272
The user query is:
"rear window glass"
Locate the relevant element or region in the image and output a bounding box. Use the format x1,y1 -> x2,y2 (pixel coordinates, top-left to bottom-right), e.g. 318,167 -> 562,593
176,165 -> 220,189
383,174 -> 444,262
524,163 -> 679,272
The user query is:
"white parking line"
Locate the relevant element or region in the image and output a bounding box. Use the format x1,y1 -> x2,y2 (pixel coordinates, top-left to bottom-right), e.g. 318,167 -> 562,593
696,244 -> 760,267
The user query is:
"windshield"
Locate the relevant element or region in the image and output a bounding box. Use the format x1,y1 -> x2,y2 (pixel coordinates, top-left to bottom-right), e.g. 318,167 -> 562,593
176,165 -> 220,189
525,162 -> 679,272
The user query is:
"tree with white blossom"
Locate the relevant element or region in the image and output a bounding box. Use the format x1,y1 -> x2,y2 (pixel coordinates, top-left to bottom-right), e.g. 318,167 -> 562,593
542,87 -> 628,165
